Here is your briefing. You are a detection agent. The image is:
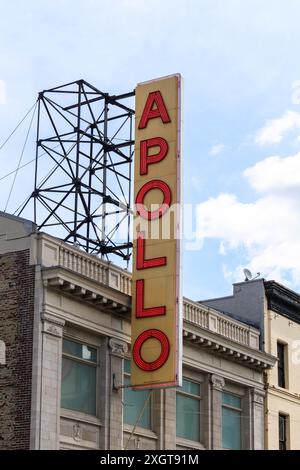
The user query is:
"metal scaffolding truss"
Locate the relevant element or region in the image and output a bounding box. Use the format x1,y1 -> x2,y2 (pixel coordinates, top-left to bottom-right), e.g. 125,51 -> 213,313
18,79 -> 135,263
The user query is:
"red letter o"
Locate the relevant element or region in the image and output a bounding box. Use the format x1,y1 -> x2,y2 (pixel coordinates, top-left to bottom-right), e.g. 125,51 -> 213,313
135,180 -> 171,220
132,329 -> 170,371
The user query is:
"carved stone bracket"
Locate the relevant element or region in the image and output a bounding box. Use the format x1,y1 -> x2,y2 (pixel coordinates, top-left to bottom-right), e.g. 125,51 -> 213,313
109,338 -> 128,358
41,313 -> 65,338
251,388 -> 265,405
211,374 -> 225,391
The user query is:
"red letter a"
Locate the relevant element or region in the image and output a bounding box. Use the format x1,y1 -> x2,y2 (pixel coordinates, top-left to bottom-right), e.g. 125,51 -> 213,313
138,91 -> 171,129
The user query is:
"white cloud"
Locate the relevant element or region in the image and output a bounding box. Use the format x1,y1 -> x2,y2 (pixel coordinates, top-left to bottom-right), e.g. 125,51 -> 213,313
0,80 -> 6,105
244,152 -> 300,193
255,110 -> 300,145
197,151 -> 300,287
209,144 -> 224,156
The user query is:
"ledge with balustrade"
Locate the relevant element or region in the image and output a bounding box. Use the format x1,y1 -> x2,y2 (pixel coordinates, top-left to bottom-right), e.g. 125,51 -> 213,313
181,297 -> 276,370
183,297 -> 260,350
36,232 -> 132,313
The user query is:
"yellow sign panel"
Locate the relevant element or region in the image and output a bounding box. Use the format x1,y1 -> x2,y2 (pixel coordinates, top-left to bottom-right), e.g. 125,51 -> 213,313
131,75 -> 182,389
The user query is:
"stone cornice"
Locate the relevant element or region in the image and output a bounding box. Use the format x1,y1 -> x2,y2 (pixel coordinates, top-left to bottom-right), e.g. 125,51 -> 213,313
42,266 -> 131,316
184,297 -> 260,350
267,385 -> 300,404
183,326 -> 276,371
264,280 -> 300,324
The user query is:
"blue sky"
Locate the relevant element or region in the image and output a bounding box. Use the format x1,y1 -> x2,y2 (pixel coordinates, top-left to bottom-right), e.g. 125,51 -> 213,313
2,0 -> 300,300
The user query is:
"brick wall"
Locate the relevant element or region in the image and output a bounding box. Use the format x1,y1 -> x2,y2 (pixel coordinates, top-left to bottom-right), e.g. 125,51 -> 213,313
0,249 -> 35,449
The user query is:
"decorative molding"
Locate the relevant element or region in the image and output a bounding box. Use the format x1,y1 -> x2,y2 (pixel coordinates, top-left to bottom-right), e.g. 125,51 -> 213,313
211,374 -> 225,391
41,314 -> 65,338
265,280 -> 300,325
184,297 -> 260,350
109,338 -> 128,357
72,423 -> 82,442
42,322 -> 62,338
183,328 -> 276,371
251,388 -> 265,405
41,313 -> 66,327
42,268 -> 131,315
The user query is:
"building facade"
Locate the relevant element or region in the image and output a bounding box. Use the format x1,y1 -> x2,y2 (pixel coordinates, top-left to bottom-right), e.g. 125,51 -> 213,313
0,213 -> 275,450
202,279 -> 300,450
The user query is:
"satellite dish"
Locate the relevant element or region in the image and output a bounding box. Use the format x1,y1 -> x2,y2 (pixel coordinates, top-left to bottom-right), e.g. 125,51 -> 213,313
243,268 -> 252,281
243,268 -> 261,282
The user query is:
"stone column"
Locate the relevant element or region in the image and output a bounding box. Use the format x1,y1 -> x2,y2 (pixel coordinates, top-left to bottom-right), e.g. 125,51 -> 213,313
98,337 -> 110,450
39,314 -> 65,449
164,388 -> 177,449
202,375 -> 211,449
108,338 -> 128,450
250,388 -> 265,450
210,374 -> 225,450
152,389 -> 164,449
242,389 -> 252,449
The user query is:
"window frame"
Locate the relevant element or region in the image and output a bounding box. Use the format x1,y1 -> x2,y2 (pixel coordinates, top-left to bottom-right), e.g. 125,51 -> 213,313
279,413 -> 288,450
176,377 -> 202,443
61,337 -> 99,416
222,391 -> 242,450
123,358 -> 152,430
277,341 -> 287,389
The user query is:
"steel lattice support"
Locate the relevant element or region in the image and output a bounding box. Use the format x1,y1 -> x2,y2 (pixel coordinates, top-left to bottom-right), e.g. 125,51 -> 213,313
18,79 -> 135,263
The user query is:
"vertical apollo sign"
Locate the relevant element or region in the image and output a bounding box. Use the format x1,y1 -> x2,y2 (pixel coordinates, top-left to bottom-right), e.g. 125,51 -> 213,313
131,74 -> 182,389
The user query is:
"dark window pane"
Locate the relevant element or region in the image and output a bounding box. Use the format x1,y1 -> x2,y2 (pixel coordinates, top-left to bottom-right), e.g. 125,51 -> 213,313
222,392 -> 241,409
277,343 -> 286,388
179,379 -> 201,396
279,414 -> 287,450
123,376 -> 151,429
61,357 -> 96,415
222,407 -> 241,450
124,358 -> 131,374
176,394 -> 200,441
63,339 -> 97,362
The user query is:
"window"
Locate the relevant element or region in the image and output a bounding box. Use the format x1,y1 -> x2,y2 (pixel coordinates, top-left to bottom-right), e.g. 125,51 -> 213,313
61,338 -> 97,415
123,359 -> 151,429
222,392 -> 242,450
279,414 -> 288,450
176,378 -> 201,442
277,342 -> 286,388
